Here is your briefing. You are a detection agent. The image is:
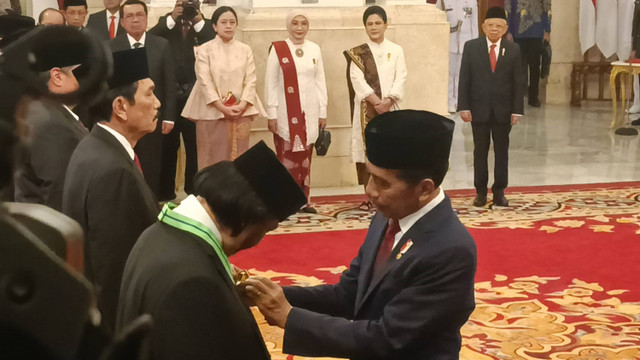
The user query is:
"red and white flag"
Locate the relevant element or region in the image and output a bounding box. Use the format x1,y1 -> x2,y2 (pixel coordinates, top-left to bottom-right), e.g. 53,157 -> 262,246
617,0 -> 635,60
580,0 -> 597,54
596,0 -> 619,58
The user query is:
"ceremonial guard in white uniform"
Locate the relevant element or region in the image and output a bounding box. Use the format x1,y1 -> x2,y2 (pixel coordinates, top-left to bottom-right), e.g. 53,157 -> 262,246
436,0 -> 478,113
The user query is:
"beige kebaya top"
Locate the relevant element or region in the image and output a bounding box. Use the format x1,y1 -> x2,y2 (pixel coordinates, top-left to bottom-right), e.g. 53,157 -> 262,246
182,36 -> 266,121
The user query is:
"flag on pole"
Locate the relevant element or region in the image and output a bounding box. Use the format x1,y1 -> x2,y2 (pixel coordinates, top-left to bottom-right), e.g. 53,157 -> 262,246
617,0 -> 635,60
596,0 -> 619,58
580,0 -> 597,54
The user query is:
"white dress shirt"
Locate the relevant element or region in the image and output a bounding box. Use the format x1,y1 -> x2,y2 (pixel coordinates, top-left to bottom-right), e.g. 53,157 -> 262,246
127,32 -> 146,48
392,188 -> 446,249
97,122 -> 135,160
62,105 -> 80,121
166,15 -> 205,32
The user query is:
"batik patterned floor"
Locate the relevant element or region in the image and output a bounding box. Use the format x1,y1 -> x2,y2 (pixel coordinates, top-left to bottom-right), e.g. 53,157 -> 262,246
231,182 -> 640,360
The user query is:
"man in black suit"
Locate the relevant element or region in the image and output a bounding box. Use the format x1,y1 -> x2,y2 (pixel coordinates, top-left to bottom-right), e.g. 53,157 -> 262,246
63,48 -> 160,334
117,141 -> 307,360
458,7 -> 524,207
149,0 -> 214,198
108,0 -> 177,200
62,0 -> 87,28
244,110 -> 477,360
86,0 -> 125,41
14,39 -> 88,211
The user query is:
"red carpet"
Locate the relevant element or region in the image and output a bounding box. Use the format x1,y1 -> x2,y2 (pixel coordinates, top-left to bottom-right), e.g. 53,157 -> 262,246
231,182 -> 640,359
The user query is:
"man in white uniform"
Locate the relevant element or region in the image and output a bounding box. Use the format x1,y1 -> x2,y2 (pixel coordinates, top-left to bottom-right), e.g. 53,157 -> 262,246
344,5 -> 407,209
436,0 -> 478,113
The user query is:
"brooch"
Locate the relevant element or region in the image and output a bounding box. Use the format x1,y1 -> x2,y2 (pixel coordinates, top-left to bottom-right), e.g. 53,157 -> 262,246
396,240 -> 414,260
282,57 -> 289,64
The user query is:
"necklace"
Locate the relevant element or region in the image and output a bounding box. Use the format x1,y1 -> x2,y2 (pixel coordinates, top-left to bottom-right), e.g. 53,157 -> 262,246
295,48 -> 304,57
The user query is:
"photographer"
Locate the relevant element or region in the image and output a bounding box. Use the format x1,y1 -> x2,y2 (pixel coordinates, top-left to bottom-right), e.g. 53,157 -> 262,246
149,0 -> 214,199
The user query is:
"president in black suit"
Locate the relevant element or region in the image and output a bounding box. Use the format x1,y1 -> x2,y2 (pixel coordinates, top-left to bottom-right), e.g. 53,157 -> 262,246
63,48 -> 160,333
244,111 -> 477,360
149,0 -> 215,198
86,0 -> 125,41
14,41 -> 88,211
117,141 -> 307,360
458,7 -> 524,207
108,0 -> 177,200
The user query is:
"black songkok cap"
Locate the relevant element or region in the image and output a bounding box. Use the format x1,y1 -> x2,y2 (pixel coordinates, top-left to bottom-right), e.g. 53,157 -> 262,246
233,141 -> 307,221
64,0 -> 87,7
365,109 -> 454,172
109,48 -> 149,88
31,25 -> 88,71
485,7 -> 506,21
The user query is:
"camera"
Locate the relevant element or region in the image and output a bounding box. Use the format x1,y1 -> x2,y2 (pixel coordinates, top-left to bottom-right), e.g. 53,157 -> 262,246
180,0 -> 199,20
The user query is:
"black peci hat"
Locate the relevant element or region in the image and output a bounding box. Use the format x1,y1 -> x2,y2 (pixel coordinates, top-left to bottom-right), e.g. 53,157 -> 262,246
485,7 -> 506,21
63,0 -> 87,7
109,48 -> 149,88
233,141 -> 307,221
0,15 -> 35,47
31,26 -> 88,71
365,109 -> 454,177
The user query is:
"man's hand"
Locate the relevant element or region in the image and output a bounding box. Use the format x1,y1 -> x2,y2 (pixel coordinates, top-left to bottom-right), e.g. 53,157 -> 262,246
319,118 -> 327,130
267,119 -> 278,134
505,32 -> 514,42
460,110 -> 472,123
170,0 -> 184,21
630,50 -> 637,63
511,114 -> 520,125
162,122 -> 174,134
543,31 -> 550,43
241,277 -> 292,329
194,10 -> 203,23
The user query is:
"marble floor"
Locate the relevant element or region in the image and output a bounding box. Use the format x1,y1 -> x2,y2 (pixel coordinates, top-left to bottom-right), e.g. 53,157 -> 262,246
312,101 -> 640,197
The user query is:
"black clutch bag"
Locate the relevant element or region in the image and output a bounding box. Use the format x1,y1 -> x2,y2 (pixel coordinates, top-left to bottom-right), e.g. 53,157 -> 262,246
315,127 -> 331,156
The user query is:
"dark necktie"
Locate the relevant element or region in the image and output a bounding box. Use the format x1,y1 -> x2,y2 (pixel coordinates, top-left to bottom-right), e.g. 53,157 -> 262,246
490,44 -> 497,72
109,15 -> 115,39
133,42 -> 142,49
373,219 -> 400,275
134,154 -> 143,175
181,19 -> 191,39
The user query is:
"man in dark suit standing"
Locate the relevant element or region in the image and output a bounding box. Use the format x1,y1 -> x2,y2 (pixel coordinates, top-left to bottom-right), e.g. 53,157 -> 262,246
14,38 -> 88,211
149,0 -> 214,198
86,0 -> 125,41
108,0 -> 176,200
63,48 -> 160,334
117,141 -> 307,360
458,7 -> 524,207
243,110 -> 477,360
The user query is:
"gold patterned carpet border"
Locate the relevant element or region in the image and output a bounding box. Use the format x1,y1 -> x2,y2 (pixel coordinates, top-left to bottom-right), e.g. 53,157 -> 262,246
273,183 -> 640,234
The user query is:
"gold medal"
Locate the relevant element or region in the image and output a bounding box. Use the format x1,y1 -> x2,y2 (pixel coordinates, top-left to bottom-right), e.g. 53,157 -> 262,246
295,48 -> 304,57
234,270 -> 251,285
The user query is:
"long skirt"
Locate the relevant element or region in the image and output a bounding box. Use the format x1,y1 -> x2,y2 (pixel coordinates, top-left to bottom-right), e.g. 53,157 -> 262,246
273,134 -> 313,202
195,116 -> 252,170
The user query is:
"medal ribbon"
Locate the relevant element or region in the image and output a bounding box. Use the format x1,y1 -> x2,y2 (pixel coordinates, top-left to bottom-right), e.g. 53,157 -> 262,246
157,203 -> 233,281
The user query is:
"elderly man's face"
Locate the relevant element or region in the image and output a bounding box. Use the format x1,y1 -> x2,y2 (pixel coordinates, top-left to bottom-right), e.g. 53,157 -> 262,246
120,3 -> 147,38
40,10 -> 65,26
482,18 -> 507,43
64,5 -> 87,27
125,78 -> 160,136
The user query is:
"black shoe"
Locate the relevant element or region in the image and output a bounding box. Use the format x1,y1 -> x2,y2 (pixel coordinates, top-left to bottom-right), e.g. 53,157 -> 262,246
492,195 -> 509,207
473,194 -> 487,207
528,99 -> 541,107
631,119 -> 640,126
300,206 -> 317,214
